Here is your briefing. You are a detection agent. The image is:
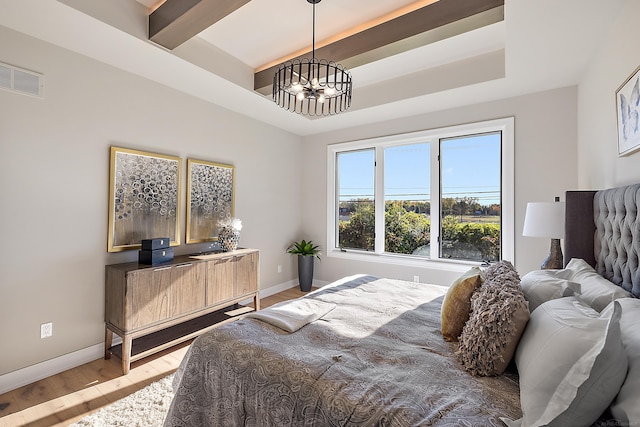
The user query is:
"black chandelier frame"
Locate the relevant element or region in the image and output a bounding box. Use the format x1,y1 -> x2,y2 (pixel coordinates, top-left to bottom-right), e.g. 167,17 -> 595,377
272,0 -> 353,116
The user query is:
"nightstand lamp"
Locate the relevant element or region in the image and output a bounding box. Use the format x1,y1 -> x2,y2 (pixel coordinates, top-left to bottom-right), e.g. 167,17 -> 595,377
523,197 -> 565,269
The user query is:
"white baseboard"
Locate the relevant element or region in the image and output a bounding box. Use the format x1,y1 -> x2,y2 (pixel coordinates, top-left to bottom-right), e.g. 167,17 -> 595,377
259,279 -> 299,298
0,279 -> 312,395
252,279 -> 330,300
313,279 -> 331,288
0,343 -> 104,395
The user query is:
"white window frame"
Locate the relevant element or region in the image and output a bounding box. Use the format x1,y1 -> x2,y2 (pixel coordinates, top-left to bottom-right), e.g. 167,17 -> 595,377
326,117 -> 514,270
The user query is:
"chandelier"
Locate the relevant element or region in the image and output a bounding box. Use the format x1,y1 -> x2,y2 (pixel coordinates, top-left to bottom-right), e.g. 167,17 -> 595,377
272,0 -> 352,116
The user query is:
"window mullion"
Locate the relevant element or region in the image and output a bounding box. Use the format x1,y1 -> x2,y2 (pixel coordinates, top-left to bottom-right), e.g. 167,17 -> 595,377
374,146 -> 385,254
332,149 -> 340,250
430,140 -> 441,260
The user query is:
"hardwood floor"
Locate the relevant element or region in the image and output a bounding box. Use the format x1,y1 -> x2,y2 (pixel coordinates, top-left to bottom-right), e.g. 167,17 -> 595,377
0,286 -> 311,427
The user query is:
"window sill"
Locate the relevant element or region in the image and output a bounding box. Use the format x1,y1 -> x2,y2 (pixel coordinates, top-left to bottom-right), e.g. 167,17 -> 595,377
327,248 -> 481,273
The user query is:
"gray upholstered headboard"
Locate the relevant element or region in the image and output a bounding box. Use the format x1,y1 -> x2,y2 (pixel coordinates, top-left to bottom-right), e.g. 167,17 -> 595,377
565,183 -> 640,298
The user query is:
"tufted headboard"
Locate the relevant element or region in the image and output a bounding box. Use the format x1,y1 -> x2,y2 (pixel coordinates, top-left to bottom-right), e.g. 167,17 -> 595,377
565,183 -> 640,298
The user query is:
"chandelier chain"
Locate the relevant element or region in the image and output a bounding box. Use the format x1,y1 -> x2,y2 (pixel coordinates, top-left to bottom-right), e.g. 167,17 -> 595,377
312,1 -> 315,60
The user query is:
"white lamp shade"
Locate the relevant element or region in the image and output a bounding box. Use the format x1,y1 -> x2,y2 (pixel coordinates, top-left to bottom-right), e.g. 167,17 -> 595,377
523,202 -> 565,239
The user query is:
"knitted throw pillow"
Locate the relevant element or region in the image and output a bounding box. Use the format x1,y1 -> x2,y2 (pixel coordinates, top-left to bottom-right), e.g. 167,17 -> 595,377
456,260 -> 529,376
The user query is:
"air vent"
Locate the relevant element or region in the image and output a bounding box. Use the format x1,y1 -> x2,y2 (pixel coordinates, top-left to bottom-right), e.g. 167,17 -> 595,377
0,62 -> 44,98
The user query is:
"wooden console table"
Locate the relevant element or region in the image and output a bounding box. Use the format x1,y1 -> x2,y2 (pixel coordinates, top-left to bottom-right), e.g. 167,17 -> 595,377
104,248 -> 259,374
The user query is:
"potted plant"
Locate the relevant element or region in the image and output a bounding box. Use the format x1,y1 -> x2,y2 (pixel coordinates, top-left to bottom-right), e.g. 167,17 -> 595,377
287,239 -> 321,292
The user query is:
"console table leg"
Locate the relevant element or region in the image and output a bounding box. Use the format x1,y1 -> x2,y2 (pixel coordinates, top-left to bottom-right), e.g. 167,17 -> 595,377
104,328 -> 113,360
254,292 -> 260,311
122,335 -> 132,375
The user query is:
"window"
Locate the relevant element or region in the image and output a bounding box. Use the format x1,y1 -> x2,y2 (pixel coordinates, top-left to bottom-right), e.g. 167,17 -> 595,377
337,149 -> 375,251
384,143 -> 430,255
327,117 -> 514,267
439,133 -> 501,261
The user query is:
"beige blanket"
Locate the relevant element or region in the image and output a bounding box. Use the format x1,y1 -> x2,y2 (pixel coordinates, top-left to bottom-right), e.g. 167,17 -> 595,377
244,298 -> 336,333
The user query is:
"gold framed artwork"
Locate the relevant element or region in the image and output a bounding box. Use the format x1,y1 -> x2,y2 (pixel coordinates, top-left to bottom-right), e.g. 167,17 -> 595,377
108,147 -> 181,252
616,64 -> 640,157
186,158 -> 235,244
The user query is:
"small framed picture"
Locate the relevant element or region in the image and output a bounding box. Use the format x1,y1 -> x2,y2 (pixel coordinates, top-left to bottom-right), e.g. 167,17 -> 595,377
616,64 -> 640,157
108,147 -> 181,252
186,158 -> 235,244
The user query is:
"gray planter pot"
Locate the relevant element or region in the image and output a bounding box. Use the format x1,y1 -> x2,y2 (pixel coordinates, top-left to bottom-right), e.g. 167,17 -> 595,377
297,255 -> 314,292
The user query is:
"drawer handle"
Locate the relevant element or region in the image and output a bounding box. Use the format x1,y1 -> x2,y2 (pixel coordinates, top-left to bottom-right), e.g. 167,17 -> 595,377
176,263 -> 193,268
153,266 -> 172,272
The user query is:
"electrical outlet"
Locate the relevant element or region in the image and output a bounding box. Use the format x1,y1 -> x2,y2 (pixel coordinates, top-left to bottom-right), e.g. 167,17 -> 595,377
277,265 -> 282,273
413,275 -> 420,283
41,322 -> 52,339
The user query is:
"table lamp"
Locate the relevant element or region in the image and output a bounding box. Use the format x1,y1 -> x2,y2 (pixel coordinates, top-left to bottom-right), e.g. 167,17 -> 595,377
523,196 -> 565,269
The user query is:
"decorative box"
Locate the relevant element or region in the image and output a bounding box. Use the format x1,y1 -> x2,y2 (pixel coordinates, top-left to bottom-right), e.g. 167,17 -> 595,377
139,247 -> 174,265
141,237 -> 170,251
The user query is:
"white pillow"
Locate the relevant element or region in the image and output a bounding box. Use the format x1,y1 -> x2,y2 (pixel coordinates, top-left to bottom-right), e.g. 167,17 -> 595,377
520,269 -> 581,312
501,297 -> 627,427
565,258 -> 632,311
602,298 -> 640,426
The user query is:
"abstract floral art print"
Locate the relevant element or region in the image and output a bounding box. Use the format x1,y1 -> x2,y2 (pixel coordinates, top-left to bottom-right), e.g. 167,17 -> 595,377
616,64 -> 640,156
186,159 -> 235,244
108,147 -> 181,252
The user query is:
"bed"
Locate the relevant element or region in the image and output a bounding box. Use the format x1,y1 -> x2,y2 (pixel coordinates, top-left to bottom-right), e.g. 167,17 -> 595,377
164,183 -> 640,427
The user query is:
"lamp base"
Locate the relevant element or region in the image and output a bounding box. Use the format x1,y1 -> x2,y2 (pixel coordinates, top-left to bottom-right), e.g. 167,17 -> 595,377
541,238 -> 563,269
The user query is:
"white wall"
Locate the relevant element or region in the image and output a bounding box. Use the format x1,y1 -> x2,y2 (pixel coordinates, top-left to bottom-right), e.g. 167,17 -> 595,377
578,0 -> 640,189
0,27 -> 303,376
301,86 -> 578,284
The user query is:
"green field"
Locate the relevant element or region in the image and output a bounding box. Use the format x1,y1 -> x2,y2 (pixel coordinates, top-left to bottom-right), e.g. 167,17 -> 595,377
458,215 -> 500,224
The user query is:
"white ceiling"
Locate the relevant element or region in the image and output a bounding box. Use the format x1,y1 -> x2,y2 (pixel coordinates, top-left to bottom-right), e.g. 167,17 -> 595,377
193,0 -> 440,70
0,0 -> 626,136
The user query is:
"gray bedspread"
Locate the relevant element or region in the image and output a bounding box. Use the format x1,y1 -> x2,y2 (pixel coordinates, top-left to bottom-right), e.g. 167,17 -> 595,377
164,275 -> 522,426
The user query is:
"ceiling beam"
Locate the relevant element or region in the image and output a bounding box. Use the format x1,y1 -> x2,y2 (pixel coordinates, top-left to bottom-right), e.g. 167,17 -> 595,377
254,0 -> 504,95
149,0 -> 251,50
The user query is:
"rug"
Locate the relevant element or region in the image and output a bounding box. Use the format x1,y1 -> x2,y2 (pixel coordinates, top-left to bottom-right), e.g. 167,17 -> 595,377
69,374 -> 174,427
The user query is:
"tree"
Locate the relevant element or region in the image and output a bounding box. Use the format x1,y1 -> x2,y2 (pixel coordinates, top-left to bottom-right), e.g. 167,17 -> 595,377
452,196 -> 479,220
338,199 -> 499,261
339,199 -> 371,215
385,203 -> 430,254
339,202 -> 375,251
441,198 -> 455,216
401,200 -> 430,215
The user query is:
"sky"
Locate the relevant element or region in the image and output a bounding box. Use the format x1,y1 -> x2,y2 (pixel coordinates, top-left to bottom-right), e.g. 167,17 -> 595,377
337,132 -> 501,206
